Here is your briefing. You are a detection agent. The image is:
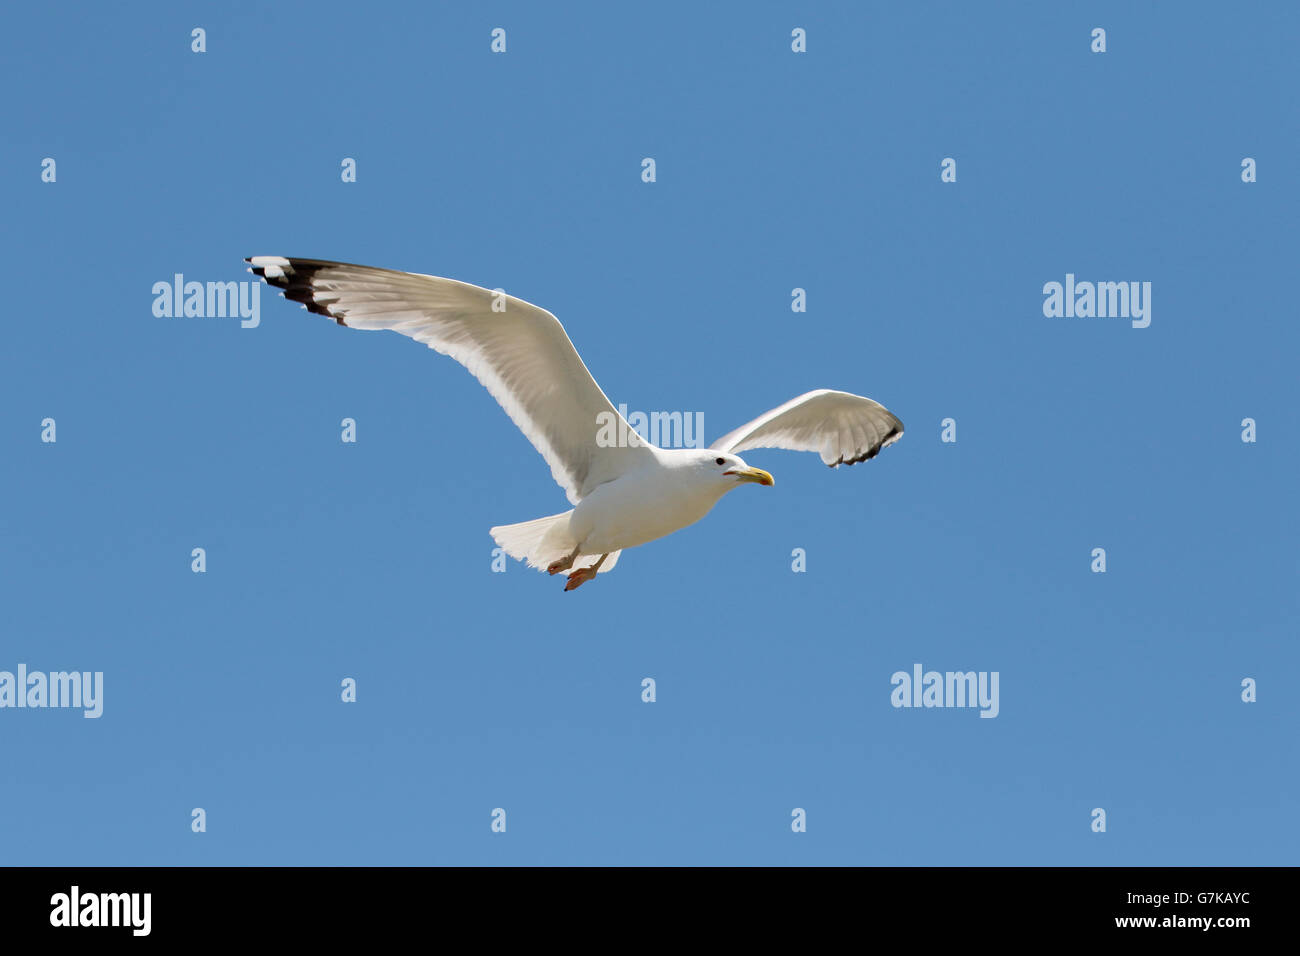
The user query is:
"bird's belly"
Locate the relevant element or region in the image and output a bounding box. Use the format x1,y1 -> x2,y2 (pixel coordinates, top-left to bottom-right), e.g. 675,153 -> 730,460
572,477 -> 718,554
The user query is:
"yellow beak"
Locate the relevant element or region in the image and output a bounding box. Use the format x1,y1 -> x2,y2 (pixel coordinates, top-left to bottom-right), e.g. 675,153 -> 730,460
725,466 -> 775,487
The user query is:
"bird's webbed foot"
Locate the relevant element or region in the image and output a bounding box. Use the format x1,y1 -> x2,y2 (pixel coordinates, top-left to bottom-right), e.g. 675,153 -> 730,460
561,552 -> 609,591
563,566 -> 597,591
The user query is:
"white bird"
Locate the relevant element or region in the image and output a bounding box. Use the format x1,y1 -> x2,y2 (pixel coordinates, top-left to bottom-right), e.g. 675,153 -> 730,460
246,257 -> 904,591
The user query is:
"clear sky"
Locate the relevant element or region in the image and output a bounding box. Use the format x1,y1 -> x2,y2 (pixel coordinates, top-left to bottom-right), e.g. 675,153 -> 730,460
1,1 -> 1295,865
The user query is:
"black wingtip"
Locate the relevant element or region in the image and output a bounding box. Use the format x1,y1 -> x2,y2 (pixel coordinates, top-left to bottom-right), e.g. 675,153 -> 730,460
244,257 -> 347,324
827,422 -> 904,468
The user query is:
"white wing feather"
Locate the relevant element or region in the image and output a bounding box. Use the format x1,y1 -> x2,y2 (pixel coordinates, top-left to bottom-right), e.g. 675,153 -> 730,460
710,389 -> 903,467
247,256 -> 653,503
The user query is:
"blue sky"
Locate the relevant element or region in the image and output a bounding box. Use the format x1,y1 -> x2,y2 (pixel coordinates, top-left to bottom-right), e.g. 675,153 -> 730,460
1,1 -> 1295,865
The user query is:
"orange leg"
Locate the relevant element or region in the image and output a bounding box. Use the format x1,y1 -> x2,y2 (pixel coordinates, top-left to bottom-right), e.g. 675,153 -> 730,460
547,546 -> 580,575
563,553 -> 609,591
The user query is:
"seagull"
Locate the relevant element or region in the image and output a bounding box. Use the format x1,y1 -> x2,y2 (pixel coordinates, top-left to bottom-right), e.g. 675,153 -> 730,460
246,257 -> 903,591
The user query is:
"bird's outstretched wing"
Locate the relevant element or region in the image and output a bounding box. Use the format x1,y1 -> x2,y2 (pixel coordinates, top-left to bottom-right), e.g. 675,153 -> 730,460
710,389 -> 903,467
247,256 -> 653,503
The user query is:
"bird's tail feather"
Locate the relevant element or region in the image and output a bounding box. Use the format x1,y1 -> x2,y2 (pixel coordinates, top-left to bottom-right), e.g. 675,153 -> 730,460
489,511 -> 620,574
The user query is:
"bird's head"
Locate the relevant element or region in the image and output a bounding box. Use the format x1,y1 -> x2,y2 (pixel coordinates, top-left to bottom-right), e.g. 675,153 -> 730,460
700,451 -> 774,490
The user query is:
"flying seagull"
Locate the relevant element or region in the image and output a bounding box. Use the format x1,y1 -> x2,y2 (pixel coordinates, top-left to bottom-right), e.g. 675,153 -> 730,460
246,257 -> 903,591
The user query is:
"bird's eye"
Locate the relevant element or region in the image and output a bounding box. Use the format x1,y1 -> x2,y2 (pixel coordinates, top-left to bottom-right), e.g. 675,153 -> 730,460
715,457 -> 726,466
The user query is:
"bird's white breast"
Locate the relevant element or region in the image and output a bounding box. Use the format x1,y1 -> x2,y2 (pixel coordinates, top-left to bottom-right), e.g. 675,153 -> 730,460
569,452 -> 728,554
